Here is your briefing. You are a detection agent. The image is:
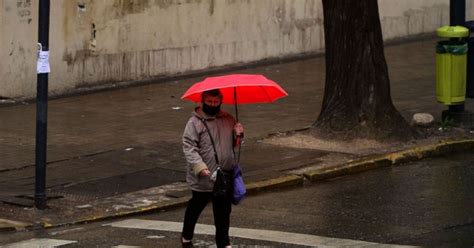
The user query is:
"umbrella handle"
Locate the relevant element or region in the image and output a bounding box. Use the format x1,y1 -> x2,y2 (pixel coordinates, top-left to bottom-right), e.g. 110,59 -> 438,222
234,87 -> 239,122
236,135 -> 242,146
235,135 -> 242,163
234,87 -> 241,163
237,139 -> 241,163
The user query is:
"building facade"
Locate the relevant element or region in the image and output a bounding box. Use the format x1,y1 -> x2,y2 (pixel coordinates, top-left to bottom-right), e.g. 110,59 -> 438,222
0,0 -> 470,99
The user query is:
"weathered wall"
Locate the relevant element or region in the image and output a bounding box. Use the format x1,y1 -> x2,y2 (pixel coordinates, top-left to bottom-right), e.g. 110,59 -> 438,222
57,0 -> 326,91
0,0 -> 465,99
379,0 -> 448,39
1,0 -> 38,98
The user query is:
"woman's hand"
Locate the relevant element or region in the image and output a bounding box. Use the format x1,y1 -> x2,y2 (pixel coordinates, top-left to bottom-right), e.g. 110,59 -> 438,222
234,122 -> 244,137
199,169 -> 211,177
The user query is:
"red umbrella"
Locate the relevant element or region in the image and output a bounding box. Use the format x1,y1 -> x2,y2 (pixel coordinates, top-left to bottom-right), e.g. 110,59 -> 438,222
182,74 -> 288,162
181,74 -> 288,121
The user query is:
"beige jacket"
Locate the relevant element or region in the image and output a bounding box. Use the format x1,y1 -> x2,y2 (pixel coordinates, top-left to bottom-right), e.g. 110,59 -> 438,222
182,107 -> 236,192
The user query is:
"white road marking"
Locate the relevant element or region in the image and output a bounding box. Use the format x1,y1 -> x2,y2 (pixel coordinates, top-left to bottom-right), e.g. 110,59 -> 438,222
111,246 -> 141,248
146,235 -> 165,239
49,227 -> 84,236
105,219 -> 420,247
1,238 -> 76,248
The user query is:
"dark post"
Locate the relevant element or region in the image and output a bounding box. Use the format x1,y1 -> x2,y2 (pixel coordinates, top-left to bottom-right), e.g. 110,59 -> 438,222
450,0 -> 466,26
449,0 -> 466,112
35,0 -> 51,210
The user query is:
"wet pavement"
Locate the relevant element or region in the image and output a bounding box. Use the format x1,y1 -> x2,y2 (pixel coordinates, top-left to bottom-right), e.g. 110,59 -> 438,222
144,151 -> 473,247
3,37 -> 474,172
1,151 -> 472,247
0,37 -> 474,228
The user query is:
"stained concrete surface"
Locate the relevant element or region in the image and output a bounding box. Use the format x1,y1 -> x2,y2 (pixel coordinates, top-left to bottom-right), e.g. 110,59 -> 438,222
0,38 -> 473,226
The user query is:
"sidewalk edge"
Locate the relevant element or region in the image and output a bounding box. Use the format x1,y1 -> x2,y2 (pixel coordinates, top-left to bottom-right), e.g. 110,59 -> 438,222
0,218 -> 30,233
39,175 -> 305,230
16,138 -> 474,232
303,139 -> 474,181
42,197 -> 190,230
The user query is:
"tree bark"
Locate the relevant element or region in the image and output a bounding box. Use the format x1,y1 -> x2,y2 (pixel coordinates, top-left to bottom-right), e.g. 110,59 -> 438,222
312,0 -> 414,141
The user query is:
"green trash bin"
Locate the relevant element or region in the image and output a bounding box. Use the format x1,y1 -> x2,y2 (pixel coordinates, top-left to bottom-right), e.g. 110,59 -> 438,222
436,26 -> 469,105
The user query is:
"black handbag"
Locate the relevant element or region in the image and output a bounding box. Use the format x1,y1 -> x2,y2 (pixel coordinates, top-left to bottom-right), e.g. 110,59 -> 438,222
200,118 -> 233,198
213,167 -> 233,198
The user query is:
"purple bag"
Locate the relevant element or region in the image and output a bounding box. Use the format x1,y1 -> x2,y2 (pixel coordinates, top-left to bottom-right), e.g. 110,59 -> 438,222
232,164 -> 246,205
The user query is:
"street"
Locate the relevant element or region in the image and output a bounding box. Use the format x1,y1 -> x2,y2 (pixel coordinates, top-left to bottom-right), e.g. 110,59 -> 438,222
1,151 -> 473,248
2,1 -> 474,247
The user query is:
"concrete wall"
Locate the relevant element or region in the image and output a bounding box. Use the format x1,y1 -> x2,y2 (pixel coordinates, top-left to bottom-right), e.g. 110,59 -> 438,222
0,0 -> 466,99
1,0 -> 39,98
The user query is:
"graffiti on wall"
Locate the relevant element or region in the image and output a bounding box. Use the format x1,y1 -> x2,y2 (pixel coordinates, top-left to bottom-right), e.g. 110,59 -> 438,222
17,0 -> 32,23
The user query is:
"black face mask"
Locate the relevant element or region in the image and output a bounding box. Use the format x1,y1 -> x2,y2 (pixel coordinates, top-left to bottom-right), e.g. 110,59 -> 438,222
202,103 -> 221,116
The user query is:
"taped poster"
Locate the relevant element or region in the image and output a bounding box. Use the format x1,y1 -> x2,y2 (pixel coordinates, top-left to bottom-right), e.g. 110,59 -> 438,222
36,43 -> 51,74
37,50 -> 50,74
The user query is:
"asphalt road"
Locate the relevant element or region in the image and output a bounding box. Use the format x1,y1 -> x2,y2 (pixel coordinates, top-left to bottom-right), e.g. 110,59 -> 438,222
1,151 -> 473,247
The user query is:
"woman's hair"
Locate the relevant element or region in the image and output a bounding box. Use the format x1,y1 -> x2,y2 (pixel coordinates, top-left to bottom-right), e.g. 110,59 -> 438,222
201,89 -> 223,102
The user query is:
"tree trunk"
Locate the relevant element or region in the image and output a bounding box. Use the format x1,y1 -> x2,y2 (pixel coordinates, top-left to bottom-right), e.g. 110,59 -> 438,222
312,0 -> 414,141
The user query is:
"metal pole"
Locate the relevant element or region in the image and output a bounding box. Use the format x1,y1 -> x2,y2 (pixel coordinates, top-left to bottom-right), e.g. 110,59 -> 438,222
449,0 -> 466,112
450,0 -> 466,25
35,0 -> 51,210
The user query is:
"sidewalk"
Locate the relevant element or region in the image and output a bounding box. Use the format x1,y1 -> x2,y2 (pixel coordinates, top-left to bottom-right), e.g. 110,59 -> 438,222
1,37 -> 474,231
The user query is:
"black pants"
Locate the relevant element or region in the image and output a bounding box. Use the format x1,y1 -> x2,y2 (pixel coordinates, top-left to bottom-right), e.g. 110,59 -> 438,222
182,191 -> 232,247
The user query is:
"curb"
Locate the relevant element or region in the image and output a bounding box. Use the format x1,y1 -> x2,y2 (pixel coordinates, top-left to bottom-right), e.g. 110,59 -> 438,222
15,138 -> 474,232
303,139 -> 474,181
0,219 -> 29,233
41,197 -> 191,229
35,176 -> 305,230
246,175 -> 305,194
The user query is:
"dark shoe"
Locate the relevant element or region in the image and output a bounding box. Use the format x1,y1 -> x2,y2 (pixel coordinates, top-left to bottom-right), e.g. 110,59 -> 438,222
181,239 -> 194,248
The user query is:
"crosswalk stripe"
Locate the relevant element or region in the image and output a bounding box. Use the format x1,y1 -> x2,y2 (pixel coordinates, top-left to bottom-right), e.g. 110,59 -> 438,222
1,238 -> 76,248
111,246 -> 142,248
105,219 -> 419,248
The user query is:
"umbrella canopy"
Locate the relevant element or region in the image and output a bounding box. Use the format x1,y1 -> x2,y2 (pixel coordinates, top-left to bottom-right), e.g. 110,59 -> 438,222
181,74 -> 287,163
181,74 -> 288,105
